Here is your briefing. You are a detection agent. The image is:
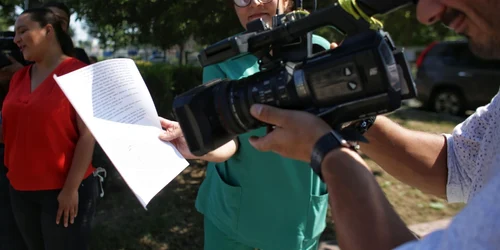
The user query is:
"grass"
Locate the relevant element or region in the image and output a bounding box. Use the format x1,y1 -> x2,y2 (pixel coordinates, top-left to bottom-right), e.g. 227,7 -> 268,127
369,108 -> 465,225
90,106 -> 466,250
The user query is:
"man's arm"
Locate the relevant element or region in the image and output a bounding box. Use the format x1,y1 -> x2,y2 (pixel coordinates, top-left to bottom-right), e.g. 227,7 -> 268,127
323,147 -> 417,250
360,115 -> 448,198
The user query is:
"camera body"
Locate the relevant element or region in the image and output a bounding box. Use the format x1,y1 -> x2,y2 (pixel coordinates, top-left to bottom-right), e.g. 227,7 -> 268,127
172,3 -> 418,156
0,31 -> 24,69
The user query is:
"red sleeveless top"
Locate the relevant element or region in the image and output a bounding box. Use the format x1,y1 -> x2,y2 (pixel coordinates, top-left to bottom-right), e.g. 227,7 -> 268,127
2,57 -> 95,191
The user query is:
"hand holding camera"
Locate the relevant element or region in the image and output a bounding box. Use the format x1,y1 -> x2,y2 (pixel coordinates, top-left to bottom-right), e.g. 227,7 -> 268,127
0,54 -> 23,82
172,1 -> 418,157
1,31 -> 26,83
248,103 -> 332,162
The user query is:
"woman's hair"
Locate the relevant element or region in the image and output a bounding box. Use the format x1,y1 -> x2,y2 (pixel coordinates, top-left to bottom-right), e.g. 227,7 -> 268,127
20,7 -> 75,57
42,1 -> 71,18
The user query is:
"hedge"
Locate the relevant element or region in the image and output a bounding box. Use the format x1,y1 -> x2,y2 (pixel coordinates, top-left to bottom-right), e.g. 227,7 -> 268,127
134,60 -> 204,118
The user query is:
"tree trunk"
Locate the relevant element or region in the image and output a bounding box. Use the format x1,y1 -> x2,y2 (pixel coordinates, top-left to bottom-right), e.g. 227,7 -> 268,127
178,43 -> 185,66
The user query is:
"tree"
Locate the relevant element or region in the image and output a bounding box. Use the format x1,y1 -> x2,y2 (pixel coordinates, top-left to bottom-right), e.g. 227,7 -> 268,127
0,1 -> 20,30
377,5 -> 456,46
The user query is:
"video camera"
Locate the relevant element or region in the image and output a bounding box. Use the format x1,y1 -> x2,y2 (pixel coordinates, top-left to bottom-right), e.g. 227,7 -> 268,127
0,31 -> 25,68
172,0 -> 419,156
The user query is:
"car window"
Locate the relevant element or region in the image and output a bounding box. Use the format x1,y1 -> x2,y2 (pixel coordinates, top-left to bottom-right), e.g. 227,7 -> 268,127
440,43 -> 500,70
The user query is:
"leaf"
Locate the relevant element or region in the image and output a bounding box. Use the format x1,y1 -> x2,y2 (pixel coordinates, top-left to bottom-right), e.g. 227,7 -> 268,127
429,202 -> 445,210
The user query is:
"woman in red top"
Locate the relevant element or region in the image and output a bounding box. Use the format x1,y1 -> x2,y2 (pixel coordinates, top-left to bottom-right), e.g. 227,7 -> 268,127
2,8 -> 98,250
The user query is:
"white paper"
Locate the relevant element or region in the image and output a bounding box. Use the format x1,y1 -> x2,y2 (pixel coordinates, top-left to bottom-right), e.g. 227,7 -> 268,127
53,58 -> 189,209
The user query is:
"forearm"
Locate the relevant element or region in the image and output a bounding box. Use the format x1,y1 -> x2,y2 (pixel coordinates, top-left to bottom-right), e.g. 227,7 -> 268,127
360,115 -> 448,198
200,139 -> 238,163
63,134 -> 95,192
323,148 -> 416,250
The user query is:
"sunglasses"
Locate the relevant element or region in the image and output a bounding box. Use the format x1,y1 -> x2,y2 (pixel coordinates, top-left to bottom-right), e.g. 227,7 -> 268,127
234,0 -> 273,8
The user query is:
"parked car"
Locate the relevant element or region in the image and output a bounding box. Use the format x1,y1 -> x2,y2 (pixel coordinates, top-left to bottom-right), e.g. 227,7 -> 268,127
415,40 -> 500,116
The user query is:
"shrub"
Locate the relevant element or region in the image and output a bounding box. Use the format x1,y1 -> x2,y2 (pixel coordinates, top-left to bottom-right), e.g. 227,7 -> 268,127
135,60 -> 203,118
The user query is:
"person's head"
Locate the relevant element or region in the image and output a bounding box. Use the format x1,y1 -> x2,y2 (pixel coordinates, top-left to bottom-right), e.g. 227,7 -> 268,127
89,56 -> 97,64
13,8 -> 75,62
42,1 -> 71,33
230,0 -> 294,30
416,0 -> 500,59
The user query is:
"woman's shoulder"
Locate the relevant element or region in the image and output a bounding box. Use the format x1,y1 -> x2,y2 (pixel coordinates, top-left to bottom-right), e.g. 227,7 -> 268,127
10,64 -> 31,83
57,57 -> 88,75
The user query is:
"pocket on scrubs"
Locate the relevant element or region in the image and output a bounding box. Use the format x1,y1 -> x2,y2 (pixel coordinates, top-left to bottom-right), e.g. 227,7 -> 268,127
197,166 -> 242,232
304,193 -> 329,240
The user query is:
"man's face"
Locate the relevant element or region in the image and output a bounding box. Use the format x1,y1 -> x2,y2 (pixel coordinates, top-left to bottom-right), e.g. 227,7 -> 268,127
417,0 -> 500,59
48,7 -> 69,33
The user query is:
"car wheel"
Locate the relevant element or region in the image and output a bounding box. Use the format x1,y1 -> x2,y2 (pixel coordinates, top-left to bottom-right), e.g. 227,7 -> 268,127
431,89 -> 464,116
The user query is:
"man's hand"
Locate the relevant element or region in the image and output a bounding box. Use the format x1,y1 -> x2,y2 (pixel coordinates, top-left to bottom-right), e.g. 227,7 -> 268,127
0,55 -> 23,82
158,117 -> 198,159
248,104 -> 332,162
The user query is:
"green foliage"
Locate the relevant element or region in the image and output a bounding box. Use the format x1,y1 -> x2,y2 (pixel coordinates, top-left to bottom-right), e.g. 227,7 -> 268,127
135,61 -> 202,118
0,2 -> 18,30
377,5 -> 456,46
1,0 -> 462,51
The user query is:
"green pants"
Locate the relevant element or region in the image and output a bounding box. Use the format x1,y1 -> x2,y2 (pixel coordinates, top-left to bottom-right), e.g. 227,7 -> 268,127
203,217 -> 320,250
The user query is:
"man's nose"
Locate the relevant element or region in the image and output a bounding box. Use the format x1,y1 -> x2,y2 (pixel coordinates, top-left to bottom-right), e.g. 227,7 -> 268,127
416,0 -> 445,25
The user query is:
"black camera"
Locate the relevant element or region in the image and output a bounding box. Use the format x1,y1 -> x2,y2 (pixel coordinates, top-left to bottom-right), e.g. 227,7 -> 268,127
0,31 -> 24,69
172,0 -> 418,156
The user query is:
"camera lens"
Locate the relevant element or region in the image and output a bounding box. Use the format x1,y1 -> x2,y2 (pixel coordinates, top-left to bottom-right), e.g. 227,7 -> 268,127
213,79 -> 263,136
213,66 -> 297,136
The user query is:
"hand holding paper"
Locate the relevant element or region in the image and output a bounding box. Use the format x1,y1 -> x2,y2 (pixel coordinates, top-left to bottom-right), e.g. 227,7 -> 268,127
53,58 -> 189,208
158,117 -> 200,159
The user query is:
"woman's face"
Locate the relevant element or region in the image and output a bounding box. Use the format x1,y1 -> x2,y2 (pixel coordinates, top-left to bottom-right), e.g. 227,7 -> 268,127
13,14 -> 53,62
234,0 -> 289,30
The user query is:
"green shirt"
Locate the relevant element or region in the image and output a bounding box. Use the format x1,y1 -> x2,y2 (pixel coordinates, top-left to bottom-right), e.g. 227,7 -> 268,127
196,35 -> 330,249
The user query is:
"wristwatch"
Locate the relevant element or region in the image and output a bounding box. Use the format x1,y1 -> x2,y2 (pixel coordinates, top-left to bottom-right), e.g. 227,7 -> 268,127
344,116 -> 376,135
310,130 -> 353,181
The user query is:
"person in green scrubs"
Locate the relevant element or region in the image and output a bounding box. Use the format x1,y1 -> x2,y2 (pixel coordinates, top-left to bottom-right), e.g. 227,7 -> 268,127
160,0 -> 335,249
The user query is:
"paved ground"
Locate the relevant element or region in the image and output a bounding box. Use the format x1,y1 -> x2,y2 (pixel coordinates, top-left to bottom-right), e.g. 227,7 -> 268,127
408,218 -> 451,237
318,218 -> 452,250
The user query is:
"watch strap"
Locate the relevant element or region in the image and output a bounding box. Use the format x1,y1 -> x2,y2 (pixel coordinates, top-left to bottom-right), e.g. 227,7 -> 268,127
310,130 -> 351,181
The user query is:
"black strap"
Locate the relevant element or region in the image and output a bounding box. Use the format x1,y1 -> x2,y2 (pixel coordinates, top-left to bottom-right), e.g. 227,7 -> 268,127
310,130 -> 353,181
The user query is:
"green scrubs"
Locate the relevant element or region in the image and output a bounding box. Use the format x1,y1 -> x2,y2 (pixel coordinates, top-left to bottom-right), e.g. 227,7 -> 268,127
196,35 -> 331,250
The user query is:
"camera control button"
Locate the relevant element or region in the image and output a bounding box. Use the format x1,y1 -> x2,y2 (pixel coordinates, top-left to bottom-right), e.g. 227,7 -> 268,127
344,67 -> 353,76
347,81 -> 357,90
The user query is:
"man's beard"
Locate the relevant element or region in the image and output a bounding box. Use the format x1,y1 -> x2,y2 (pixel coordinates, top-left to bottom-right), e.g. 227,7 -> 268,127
442,8 -> 500,60
468,37 -> 500,60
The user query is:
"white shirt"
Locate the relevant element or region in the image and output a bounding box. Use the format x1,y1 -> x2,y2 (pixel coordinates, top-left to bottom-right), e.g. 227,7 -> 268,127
395,91 -> 500,249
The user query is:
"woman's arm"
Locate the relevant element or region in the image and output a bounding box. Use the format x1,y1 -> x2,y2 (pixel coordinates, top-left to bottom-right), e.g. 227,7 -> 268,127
56,114 -> 95,227
159,117 -> 238,162
200,139 -> 239,163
